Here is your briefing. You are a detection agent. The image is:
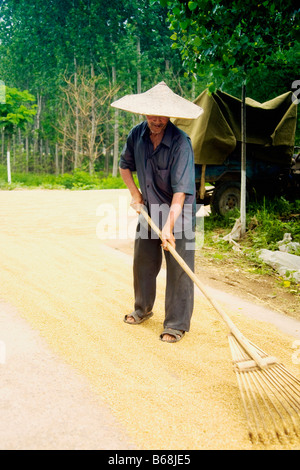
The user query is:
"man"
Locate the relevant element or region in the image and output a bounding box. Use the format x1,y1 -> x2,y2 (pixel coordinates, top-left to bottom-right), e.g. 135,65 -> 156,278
111,82 -> 203,343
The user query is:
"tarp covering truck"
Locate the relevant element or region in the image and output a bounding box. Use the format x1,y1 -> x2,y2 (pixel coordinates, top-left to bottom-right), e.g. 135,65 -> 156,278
173,89 -> 299,215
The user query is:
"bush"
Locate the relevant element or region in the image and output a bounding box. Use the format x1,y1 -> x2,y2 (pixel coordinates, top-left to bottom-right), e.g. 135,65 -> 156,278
0,166 -> 128,190
56,171 -> 100,189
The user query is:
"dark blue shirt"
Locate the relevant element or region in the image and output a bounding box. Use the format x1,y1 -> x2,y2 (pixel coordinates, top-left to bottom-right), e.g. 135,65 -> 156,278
120,120 -> 196,233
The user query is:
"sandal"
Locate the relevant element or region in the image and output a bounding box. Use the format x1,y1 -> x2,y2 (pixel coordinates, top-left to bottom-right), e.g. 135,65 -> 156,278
159,328 -> 185,343
123,311 -> 153,325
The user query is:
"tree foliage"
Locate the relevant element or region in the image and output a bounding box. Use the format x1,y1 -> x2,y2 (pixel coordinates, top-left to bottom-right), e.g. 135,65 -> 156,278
0,0 -> 298,174
0,0 -> 192,172
0,87 -> 37,134
157,0 -> 299,99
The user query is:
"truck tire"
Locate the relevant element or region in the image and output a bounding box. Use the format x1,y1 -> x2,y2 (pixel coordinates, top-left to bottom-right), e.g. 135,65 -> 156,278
211,182 -> 245,215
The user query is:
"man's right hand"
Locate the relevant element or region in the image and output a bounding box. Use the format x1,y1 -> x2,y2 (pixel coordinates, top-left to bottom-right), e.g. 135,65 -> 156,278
130,194 -> 144,213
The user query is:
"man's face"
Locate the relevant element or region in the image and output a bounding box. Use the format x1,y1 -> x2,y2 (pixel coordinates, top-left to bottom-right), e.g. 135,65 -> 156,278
146,115 -> 169,135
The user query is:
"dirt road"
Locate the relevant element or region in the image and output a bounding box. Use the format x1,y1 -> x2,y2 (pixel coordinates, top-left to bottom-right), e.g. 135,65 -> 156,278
0,189 -> 300,450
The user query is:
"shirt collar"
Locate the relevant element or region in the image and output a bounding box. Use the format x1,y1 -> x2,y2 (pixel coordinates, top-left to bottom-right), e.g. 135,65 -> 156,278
141,120 -> 173,149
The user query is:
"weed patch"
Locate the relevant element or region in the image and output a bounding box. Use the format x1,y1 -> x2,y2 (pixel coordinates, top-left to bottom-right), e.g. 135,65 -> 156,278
199,197 -> 300,295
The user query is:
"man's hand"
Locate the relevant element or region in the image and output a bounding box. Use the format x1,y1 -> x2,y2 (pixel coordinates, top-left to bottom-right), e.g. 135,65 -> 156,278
160,192 -> 185,250
130,193 -> 144,213
161,224 -> 176,251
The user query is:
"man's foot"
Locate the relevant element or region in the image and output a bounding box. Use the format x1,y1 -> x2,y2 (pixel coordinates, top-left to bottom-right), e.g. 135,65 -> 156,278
160,328 -> 185,343
123,311 -> 153,324
124,314 -> 136,324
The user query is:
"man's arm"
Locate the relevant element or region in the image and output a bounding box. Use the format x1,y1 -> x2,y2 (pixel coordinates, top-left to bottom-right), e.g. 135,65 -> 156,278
161,192 -> 185,250
119,167 -> 144,212
120,168 -> 185,250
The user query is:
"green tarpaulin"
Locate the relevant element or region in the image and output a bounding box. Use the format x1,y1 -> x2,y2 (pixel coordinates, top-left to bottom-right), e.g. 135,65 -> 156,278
173,89 -> 297,165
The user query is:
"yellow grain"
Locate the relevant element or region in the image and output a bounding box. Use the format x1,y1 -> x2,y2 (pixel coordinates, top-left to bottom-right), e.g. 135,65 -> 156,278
0,189 -> 299,450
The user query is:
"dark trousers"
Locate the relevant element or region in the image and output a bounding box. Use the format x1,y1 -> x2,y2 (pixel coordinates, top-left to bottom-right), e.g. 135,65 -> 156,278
133,224 -> 195,332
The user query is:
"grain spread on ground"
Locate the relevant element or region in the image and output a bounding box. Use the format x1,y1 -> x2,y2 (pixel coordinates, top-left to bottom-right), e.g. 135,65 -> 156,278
0,189 -> 299,450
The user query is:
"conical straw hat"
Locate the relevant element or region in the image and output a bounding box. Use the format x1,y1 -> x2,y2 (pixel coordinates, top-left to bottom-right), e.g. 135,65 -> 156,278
111,81 -> 203,119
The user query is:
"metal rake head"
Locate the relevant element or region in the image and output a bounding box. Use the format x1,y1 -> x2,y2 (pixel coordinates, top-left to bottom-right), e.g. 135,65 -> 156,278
228,334 -> 300,444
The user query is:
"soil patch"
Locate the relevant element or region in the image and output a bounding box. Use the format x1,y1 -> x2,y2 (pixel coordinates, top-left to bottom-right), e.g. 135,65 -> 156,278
195,249 -> 299,320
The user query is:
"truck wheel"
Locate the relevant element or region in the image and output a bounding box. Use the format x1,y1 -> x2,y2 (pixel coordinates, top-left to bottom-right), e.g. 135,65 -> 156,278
211,182 -> 243,215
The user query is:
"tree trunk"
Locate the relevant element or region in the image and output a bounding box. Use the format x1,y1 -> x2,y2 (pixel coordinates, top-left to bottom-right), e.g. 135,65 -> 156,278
7,136 -> 11,184
137,37 -> 142,124
89,63 -> 96,175
55,143 -> 59,175
74,56 -> 79,169
13,133 -> 16,167
62,123 -> 66,174
105,147 -> 110,176
137,37 -> 141,94
105,122 -> 110,176
112,65 -> 119,177
40,138 -> 43,170
1,128 -> 5,163
34,93 -> 42,172
25,136 -> 29,172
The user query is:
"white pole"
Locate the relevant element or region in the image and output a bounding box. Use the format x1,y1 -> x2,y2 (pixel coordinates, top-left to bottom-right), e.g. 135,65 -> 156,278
7,149 -> 11,184
240,83 -> 246,235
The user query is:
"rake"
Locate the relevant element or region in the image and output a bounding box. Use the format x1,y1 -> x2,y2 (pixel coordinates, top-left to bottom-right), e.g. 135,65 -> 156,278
140,207 -> 300,444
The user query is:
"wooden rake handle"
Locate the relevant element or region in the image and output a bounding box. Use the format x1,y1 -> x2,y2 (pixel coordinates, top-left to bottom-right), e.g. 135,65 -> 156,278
140,207 -> 273,369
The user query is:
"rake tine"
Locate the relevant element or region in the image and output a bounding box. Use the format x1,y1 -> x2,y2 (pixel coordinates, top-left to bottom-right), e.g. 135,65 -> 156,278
259,367 -> 300,438
248,369 -> 284,440
277,364 -> 300,388
272,366 -> 300,403
265,367 -> 300,431
247,345 -> 300,411
229,334 -> 270,442
228,336 -> 255,432
229,334 -> 300,442
248,343 -> 300,410
265,368 -> 300,412
242,368 -> 271,441
250,368 -> 291,440
235,367 -> 258,440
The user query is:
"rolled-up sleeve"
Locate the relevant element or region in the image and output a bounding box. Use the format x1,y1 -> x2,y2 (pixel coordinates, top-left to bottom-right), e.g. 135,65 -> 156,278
119,129 -> 136,172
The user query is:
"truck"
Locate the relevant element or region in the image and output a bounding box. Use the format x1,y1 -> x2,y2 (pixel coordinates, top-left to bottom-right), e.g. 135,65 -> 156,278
173,89 -> 299,215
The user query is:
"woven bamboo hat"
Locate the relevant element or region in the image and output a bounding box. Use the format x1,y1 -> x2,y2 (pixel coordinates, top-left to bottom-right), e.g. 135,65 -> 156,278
111,81 -> 203,119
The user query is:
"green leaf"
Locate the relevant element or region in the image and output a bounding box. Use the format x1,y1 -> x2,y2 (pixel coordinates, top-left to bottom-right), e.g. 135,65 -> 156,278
180,19 -> 190,30
188,1 -> 198,11
192,36 -> 201,47
208,82 -> 216,93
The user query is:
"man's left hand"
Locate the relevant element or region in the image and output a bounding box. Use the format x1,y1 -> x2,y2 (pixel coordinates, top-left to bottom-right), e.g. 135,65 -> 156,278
161,225 -> 175,251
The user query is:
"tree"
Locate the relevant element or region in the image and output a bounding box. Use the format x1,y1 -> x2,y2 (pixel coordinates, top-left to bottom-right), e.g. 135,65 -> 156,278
159,0 -> 298,96
58,68 -> 117,173
0,86 -> 37,183
0,0 -> 195,174
156,0 -> 299,233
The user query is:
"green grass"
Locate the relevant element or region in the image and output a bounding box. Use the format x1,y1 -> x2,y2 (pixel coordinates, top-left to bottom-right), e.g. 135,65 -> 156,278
203,198 -> 300,250
0,165 -> 128,190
